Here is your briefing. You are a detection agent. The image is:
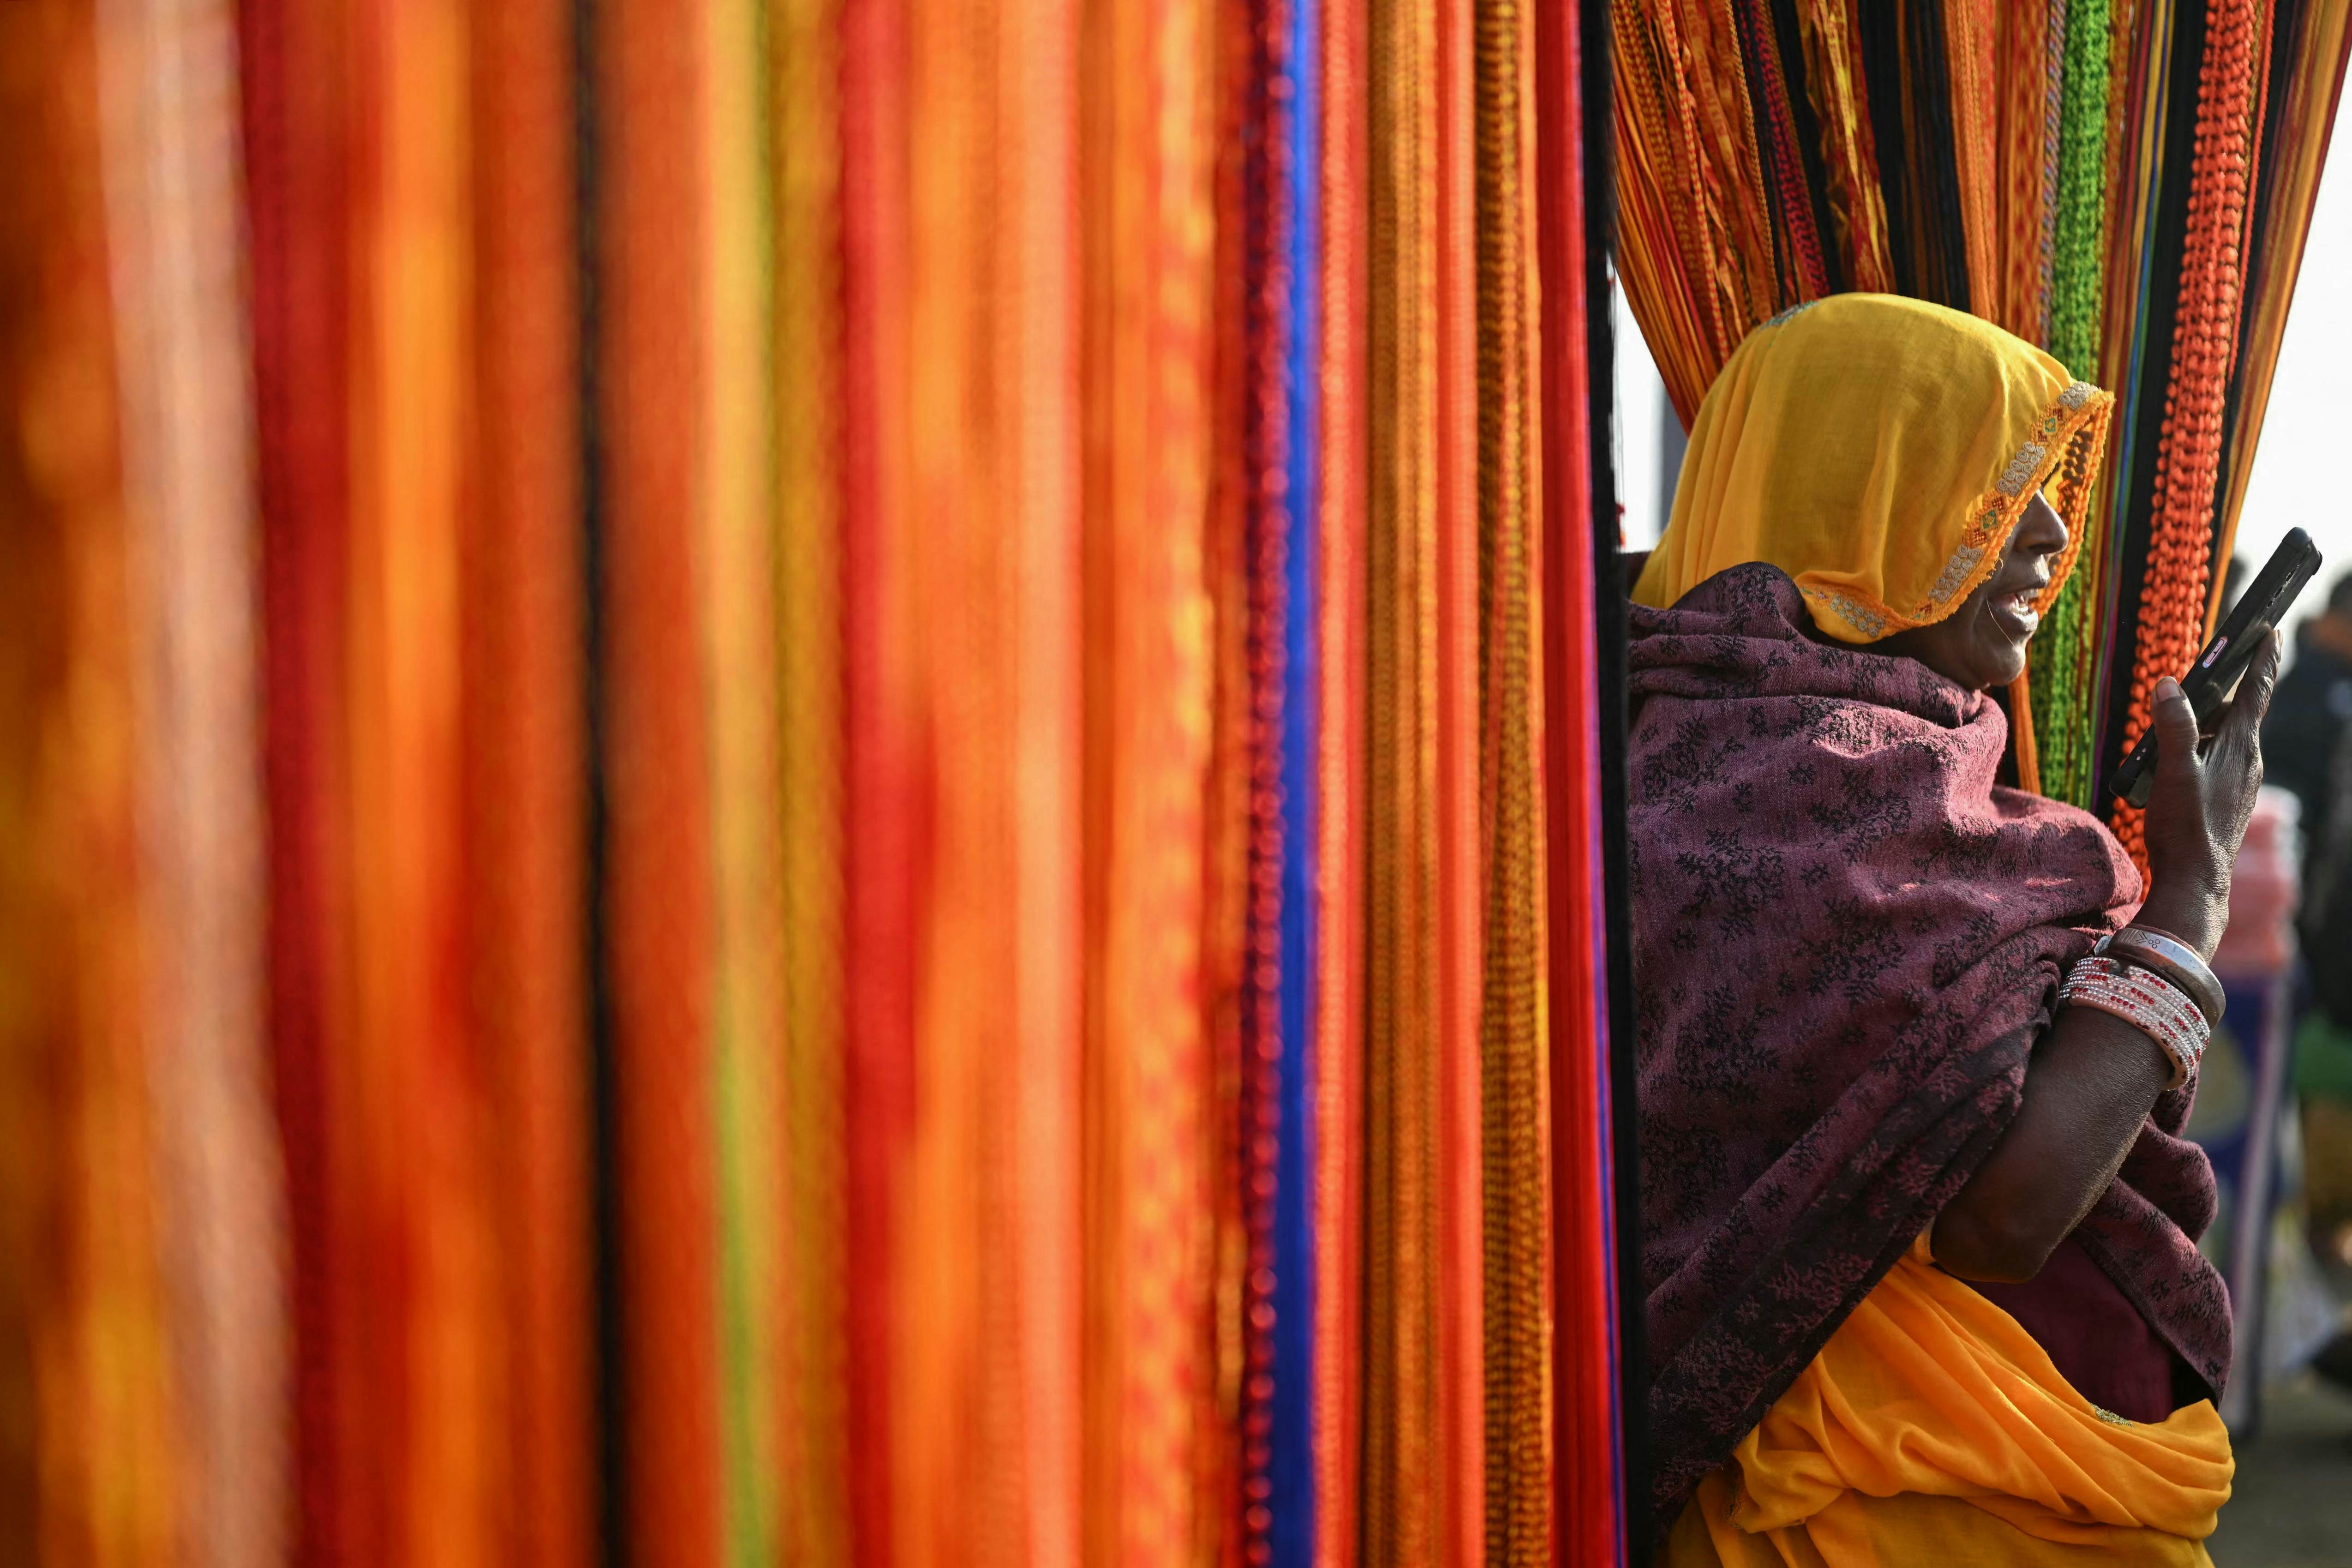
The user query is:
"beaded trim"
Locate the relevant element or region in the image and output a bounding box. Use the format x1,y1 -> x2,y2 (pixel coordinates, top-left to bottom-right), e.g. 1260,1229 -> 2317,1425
1802,379 -> 2111,643
1926,543 -> 1988,603
1799,584 -> 1890,640
1996,443 -> 2051,497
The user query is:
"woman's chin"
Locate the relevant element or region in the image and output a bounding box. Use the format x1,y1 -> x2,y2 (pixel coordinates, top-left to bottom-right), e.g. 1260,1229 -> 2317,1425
1981,647 -> 2029,691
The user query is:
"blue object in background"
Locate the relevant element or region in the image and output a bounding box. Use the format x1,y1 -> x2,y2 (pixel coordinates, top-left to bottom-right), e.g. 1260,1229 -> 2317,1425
2185,971 -> 2298,1435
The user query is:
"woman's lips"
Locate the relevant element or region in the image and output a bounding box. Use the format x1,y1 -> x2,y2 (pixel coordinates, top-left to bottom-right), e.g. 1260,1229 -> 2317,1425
1989,583 -> 2044,638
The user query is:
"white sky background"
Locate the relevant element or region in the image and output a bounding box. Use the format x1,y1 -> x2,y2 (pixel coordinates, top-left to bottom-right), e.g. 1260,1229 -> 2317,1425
1611,145 -> 2352,654
1610,275 -> 1672,553
2231,137 -> 2352,654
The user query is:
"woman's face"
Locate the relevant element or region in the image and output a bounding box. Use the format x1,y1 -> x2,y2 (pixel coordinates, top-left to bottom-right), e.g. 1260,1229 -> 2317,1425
1874,492 -> 2070,691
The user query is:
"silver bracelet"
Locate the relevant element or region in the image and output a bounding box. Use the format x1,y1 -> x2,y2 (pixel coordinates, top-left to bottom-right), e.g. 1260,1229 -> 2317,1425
2095,925 -> 2226,1028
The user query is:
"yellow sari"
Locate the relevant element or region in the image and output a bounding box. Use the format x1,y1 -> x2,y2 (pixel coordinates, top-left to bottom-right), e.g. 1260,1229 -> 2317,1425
1663,1235 -> 2233,1567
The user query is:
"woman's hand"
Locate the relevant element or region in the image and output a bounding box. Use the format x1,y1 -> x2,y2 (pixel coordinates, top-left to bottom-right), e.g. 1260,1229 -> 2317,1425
2137,628 -> 2284,961
1935,626 -> 2280,1283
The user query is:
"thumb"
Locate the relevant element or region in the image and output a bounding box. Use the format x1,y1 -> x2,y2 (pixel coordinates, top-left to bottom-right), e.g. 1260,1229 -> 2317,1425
2152,676 -> 2202,783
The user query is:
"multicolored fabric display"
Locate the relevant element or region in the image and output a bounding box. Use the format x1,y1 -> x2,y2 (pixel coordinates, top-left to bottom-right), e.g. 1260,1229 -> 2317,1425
1613,0 -> 2352,829
0,0 -> 1644,1563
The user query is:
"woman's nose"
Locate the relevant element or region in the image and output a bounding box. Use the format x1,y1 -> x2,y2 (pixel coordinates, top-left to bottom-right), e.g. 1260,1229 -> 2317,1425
2019,494 -> 2070,556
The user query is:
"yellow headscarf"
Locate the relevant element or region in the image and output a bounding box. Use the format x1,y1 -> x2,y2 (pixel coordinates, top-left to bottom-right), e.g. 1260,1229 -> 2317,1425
1631,294 -> 2113,644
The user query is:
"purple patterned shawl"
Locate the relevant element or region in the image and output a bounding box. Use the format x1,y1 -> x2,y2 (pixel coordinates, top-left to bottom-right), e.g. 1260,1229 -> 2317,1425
1628,565 -> 2231,1524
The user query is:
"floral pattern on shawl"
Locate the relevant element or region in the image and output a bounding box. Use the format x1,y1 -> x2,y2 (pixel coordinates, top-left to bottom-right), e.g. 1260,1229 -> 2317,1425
1628,564 -> 2230,1526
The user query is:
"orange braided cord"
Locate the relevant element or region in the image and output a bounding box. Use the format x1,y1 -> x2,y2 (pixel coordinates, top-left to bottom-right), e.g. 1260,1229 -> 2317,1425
1994,0 -> 2053,340
1942,0 -> 2003,312
1795,0 -> 1897,296
1435,0 -> 1489,1558
1365,0 -> 1443,1555
2114,0 -> 2261,868
1613,0 -> 1779,422
1474,0 -> 1551,1559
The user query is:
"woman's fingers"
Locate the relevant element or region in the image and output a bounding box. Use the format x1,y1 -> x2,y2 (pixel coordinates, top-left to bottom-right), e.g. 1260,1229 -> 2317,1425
2211,628 -> 2283,780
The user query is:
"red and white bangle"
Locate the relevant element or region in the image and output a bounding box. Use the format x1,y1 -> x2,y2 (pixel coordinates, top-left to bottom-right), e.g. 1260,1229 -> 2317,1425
2060,954 -> 2209,1090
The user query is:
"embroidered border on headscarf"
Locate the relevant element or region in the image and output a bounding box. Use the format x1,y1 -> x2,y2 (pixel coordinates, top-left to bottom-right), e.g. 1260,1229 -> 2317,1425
1911,381 -> 2111,625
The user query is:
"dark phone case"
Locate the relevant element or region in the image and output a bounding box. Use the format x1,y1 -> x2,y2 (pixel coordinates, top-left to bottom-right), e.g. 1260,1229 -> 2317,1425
2106,527 -> 2322,807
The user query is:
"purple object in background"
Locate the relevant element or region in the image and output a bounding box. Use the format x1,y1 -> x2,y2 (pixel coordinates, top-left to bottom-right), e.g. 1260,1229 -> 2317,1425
2190,787 -> 2303,1435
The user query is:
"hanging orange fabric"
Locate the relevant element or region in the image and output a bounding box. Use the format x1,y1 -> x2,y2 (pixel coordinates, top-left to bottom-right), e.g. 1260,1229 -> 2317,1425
1535,0 -> 1630,1557
1434,3 -> 1487,1560
1075,0 -> 1220,1559
593,0 -> 722,1559
461,0 -> 595,1555
837,0 -> 921,1553
775,0 -> 852,1560
885,0 -> 1072,1555
240,0 -> 369,1546
1991,1 -> 2052,341
348,0 -> 499,1557
701,0 -> 785,1559
1004,12 -> 1086,1560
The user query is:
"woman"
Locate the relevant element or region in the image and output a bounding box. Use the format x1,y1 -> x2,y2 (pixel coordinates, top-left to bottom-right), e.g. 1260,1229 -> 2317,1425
1628,294 -> 2275,1565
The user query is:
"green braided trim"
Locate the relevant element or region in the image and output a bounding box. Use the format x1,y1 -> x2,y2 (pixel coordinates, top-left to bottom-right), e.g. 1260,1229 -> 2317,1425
2049,0 -> 2111,377
2029,501 -> 2103,806
2030,0 -> 2112,803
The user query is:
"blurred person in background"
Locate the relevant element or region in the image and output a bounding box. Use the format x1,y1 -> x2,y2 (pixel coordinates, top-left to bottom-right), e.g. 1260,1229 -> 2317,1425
2262,570 -> 2352,853
2255,569 -> 2352,1390
2293,714 -> 2352,1391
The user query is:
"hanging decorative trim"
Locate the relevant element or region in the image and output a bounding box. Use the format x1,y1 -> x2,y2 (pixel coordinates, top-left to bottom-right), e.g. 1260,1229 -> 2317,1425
1473,0 -> 1551,1560
30,0 -> 1650,1561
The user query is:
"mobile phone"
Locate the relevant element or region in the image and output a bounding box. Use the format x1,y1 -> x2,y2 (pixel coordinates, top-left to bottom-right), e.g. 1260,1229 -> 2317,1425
2106,526 -> 2322,808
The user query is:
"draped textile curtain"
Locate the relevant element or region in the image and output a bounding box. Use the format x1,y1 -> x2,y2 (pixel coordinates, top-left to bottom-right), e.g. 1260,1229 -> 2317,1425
0,0 -> 1639,1563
